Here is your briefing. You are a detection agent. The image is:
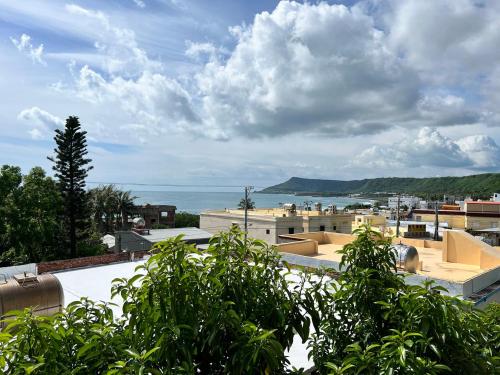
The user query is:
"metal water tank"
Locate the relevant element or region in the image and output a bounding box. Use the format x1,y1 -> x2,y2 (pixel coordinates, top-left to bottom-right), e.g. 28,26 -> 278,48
0,273 -> 64,328
133,217 -> 146,229
391,244 -> 419,273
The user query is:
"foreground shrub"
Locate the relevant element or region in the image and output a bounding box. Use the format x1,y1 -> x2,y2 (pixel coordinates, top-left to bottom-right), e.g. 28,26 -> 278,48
0,230 -> 308,374
305,226 -> 500,374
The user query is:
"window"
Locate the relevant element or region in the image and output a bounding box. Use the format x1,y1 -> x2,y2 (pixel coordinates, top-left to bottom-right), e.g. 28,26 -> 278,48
151,219 -> 156,223
266,229 -> 270,234
161,211 -> 168,217
416,216 -> 422,222
288,227 -> 295,234
319,225 -> 325,231
333,225 -> 337,231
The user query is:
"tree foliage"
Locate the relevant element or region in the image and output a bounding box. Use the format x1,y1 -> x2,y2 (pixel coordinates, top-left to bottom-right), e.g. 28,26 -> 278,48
174,211 -> 200,228
238,197 -> 256,210
48,116 -> 93,257
89,185 -> 136,233
0,230 -> 308,374
0,166 -> 64,265
0,227 -> 498,373
305,226 -> 500,374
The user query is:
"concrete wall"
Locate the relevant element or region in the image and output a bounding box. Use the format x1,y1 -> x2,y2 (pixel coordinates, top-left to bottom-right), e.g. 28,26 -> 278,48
200,213 -> 305,244
305,214 -> 353,234
278,239 -> 318,256
413,213 -> 465,229
466,216 -> 500,230
442,230 -> 500,269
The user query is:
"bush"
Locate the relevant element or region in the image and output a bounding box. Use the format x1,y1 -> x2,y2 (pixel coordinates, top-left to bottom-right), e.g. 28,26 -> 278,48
305,226 -> 499,374
174,211 -> 200,228
0,230 -> 308,374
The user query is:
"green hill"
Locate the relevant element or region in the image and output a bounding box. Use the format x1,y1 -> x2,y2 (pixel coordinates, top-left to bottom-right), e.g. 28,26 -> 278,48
260,174 -> 500,196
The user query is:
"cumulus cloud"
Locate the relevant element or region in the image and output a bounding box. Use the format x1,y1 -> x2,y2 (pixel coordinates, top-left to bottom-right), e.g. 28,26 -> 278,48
193,1 -> 420,138
386,0 -> 500,83
10,33 -> 45,65
61,4 -> 205,138
17,107 -> 64,139
353,127 -> 500,170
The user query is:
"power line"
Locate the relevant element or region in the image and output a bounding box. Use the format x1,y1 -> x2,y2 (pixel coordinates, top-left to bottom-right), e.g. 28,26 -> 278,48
87,181 -> 268,189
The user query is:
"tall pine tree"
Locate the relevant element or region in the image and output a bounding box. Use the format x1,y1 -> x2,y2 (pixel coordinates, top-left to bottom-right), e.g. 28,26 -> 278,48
48,116 -> 93,258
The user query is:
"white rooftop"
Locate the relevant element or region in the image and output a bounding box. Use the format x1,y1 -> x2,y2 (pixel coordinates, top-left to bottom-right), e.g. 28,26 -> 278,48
54,259 -> 312,370
138,227 -> 213,243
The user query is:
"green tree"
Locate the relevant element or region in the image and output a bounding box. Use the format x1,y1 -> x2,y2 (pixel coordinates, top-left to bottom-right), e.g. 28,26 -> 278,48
0,165 -> 22,264
116,190 -> 135,229
89,185 -> 136,233
174,211 -> 200,228
0,230 -> 309,374
238,196 -> 255,210
48,116 -> 93,257
305,226 -> 499,374
14,168 -> 63,262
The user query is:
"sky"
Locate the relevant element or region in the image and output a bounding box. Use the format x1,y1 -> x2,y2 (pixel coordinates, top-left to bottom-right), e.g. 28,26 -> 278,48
1,0 -> 500,189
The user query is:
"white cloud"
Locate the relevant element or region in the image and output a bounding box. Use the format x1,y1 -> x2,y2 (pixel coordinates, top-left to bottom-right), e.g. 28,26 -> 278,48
10,33 -> 45,65
193,1 -> 421,138
417,94 -> 481,127
353,127 -> 500,171
132,0 -> 145,8
17,107 -> 64,139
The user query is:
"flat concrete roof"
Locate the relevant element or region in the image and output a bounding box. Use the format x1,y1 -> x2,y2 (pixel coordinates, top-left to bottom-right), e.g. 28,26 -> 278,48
138,227 -> 212,243
204,208 -> 351,218
310,243 -> 484,283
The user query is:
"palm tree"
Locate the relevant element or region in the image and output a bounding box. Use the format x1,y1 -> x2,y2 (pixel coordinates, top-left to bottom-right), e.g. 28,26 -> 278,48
116,190 -> 136,229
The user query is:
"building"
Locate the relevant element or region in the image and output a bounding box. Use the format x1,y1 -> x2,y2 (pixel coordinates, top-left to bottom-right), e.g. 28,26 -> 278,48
129,204 -> 176,228
464,201 -> 500,230
114,227 -> 212,252
277,230 -> 500,307
352,214 -> 386,230
388,196 -> 420,210
200,205 -> 353,244
412,200 -> 500,230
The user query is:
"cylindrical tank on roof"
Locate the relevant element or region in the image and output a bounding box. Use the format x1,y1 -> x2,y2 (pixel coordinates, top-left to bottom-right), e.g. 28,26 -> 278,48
391,244 -> 419,273
283,203 -> 296,211
133,217 -> 145,229
0,273 -> 64,328
314,202 -> 322,212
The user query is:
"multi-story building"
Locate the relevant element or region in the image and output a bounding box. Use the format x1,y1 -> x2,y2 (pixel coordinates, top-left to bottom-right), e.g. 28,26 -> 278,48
352,214 -> 386,230
200,206 -> 353,244
129,204 -> 176,228
412,199 -> 500,230
388,195 -> 420,210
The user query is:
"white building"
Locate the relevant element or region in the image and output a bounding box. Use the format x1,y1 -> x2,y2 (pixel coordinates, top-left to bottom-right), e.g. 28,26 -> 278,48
388,196 -> 420,210
200,207 -> 353,244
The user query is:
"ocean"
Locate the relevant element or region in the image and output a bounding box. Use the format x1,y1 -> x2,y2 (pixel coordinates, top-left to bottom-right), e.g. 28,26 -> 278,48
132,191 -> 371,214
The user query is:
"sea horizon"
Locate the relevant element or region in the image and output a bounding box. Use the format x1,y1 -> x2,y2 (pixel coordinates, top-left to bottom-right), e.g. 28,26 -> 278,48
132,190 -> 372,215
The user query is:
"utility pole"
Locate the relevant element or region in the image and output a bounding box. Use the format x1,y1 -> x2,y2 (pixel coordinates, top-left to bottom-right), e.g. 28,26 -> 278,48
244,186 -> 253,243
434,201 -> 440,240
396,193 -> 401,237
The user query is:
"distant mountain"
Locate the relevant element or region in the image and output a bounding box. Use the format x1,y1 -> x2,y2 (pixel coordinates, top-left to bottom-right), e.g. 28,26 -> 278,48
260,174 -> 500,196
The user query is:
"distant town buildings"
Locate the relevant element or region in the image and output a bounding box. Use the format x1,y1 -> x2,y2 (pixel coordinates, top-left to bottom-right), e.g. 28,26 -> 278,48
412,196 -> 500,231
200,204 -> 353,244
387,195 -> 420,210
277,229 -> 500,307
